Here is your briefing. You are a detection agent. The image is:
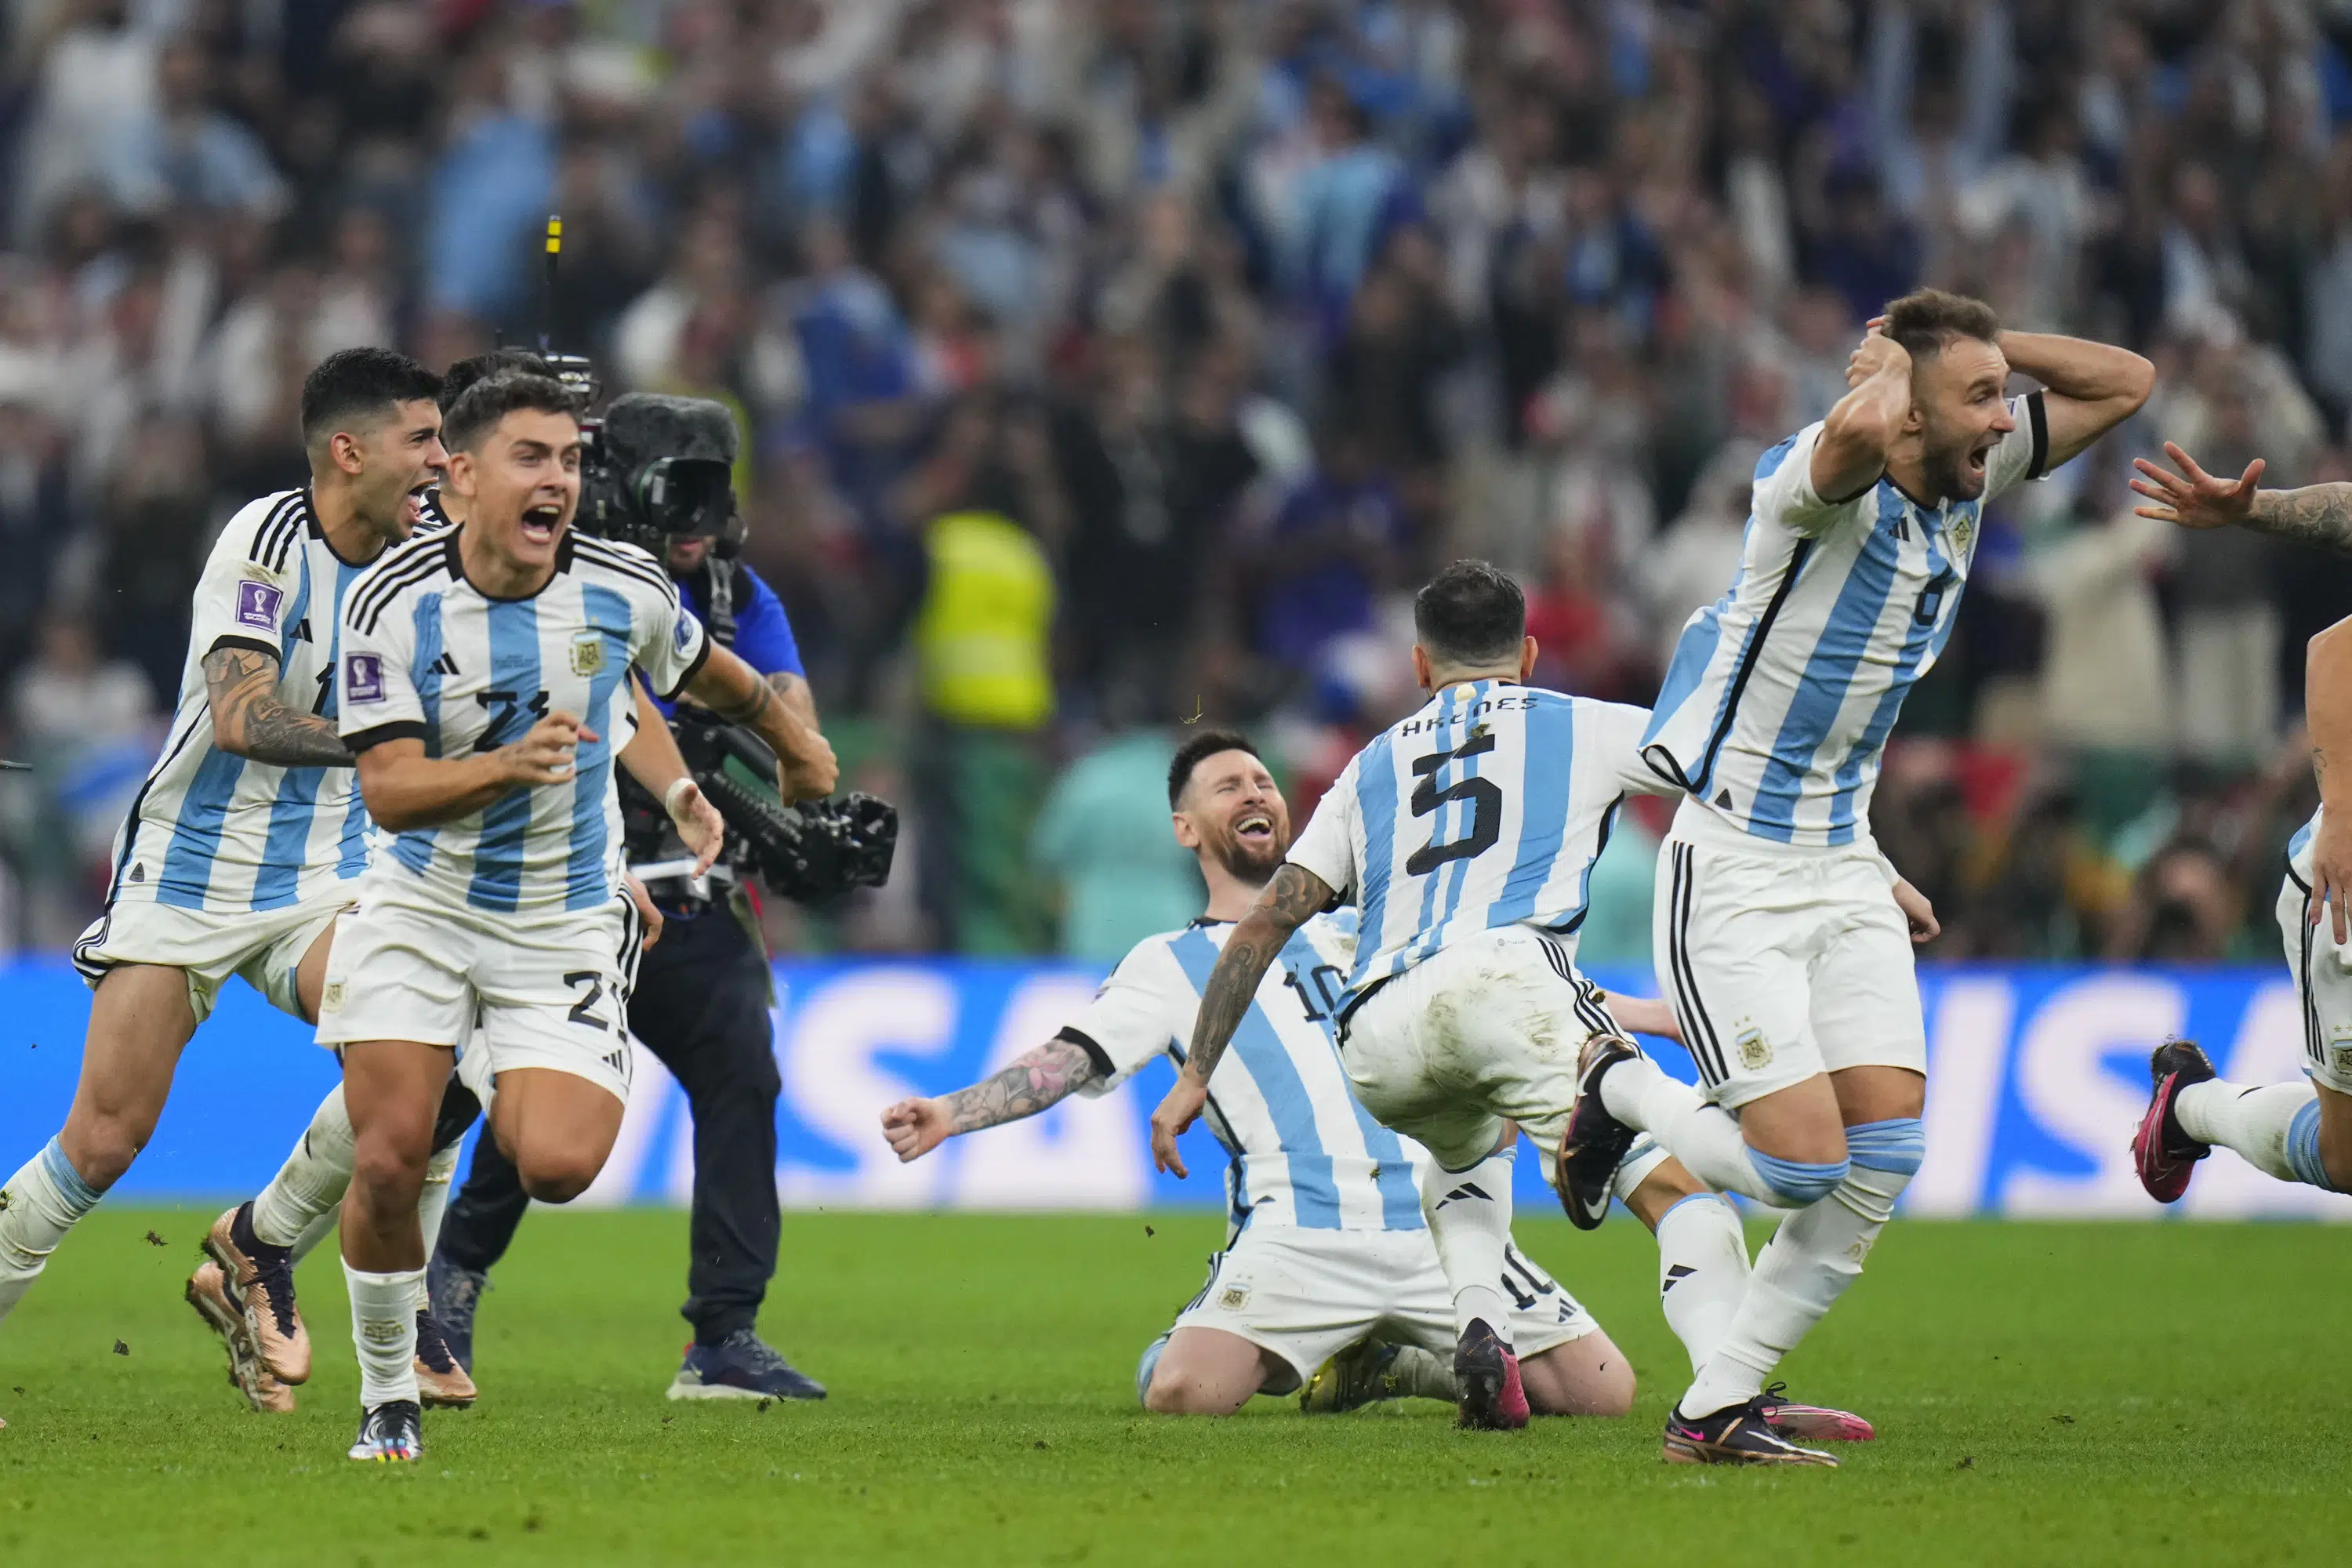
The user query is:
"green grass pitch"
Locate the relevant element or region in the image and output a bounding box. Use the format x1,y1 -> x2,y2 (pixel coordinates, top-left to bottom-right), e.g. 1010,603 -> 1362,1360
1,1207 -> 2347,1565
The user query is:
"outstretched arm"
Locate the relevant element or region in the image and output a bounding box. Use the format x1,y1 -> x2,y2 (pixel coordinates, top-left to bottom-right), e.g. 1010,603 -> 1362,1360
615,676 -> 724,874
2132,442 -> 2352,554
1149,863 -> 1334,1176
678,643 -> 839,802
203,645 -> 351,768
880,1039 -> 1103,1162
1995,329 -> 2154,469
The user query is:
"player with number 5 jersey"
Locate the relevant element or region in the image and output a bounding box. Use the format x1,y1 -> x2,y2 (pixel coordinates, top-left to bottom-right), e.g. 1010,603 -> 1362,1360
321,369 -> 837,1464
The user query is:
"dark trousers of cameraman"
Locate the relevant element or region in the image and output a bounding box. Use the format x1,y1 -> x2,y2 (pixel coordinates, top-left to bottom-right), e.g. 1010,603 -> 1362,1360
437,905 -> 781,1345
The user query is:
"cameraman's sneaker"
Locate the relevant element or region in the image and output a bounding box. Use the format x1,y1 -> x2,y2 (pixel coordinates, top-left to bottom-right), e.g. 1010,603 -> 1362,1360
667,1329 -> 827,1402
183,1260 -> 293,1414
201,1202 -> 307,1385
425,1254 -> 487,1374
414,1311 -> 477,1408
348,1399 -> 422,1463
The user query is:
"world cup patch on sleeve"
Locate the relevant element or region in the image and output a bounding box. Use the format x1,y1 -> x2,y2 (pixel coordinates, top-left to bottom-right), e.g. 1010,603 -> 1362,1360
345,652 -> 385,704
235,579 -> 284,630
674,610 -> 700,652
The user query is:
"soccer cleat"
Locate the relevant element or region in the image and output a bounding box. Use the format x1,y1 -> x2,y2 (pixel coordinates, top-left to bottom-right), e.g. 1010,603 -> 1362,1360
413,1311 -> 477,1408
425,1254 -> 487,1374
202,1202 -> 309,1384
183,1260 -> 295,1414
348,1399 -> 423,1462
1452,1318 -> 1528,1431
667,1329 -> 828,1402
1664,1396 -> 1838,1466
1300,1339 -> 1410,1414
1755,1382 -> 1874,1443
1557,1034 -> 1640,1230
2133,1038 -> 2216,1203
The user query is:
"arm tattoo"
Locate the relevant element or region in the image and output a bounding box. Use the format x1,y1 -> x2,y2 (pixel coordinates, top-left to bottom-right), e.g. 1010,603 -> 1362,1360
201,647 -> 351,768
938,1039 -> 1100,1133
709,675 -> 776,728
1182,864 -> 1332,1083
2251,485 -> 2352,555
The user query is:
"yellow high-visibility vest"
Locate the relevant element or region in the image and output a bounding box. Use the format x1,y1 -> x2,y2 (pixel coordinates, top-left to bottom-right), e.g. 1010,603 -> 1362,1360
913,510 -> 1055,729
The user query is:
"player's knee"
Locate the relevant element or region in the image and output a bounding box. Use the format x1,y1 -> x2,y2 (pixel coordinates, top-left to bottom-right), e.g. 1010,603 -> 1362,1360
1748,1150 -> 1849,1206
60,1121 -> 143,1191
515,1152 -> 601,1203
350,1135 -> 426,1207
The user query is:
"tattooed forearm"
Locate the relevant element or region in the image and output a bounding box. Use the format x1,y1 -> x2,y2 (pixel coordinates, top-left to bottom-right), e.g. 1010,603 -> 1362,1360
710,677 -> 775,728
2251,485 -> 2352,555
1181,864 -> 1334,1083
202,647 -> 351,767
939,1040 -> 1100,1133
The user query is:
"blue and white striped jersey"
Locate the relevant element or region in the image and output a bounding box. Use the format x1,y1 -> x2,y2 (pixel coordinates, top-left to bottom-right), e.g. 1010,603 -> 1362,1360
1065,912 -> 1428,1235
336,528 -> 709,914
1285,681 -> 1669,1008
1640,397 -> 2048,848
103,489 -> 383,913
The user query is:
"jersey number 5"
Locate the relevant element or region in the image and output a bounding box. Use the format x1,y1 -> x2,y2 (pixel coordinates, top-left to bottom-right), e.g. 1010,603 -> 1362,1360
1406,731 -> 1501,876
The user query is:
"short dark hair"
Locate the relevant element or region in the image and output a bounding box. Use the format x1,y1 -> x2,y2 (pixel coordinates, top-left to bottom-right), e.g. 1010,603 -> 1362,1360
1414,560 -> 1526,668
441,372 -> 584,455
299,347 -> 440,448
1881,288 -> 2001,362
1169,729 -> 1261,809
439,348 -> 550,413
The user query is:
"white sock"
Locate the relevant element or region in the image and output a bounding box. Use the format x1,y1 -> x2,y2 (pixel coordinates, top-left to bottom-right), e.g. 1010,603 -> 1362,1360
2175,1080 -> 2331,1186
412,1145 -> 459,1312
1386,1345 -> 1457,1400
0,1140 -> 104,1325
1679,1163 -> 1909,1417
1420,1150 -> 1516,1342
1602,1056 -> 1789,1206
1653,1193 -> 1750,1373
290,1206 -> 340,1268
252,1087 -> 356,1249
345,1263 -> 423,1407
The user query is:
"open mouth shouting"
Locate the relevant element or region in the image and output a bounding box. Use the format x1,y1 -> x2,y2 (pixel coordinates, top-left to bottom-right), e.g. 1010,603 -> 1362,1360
1965,433 -> 1999,487
1235,810 -> 1275,845
401,483 -> 431,530
520,500 -> 565,548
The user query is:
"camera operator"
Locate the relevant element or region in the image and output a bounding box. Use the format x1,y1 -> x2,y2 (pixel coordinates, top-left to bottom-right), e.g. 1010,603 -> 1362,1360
427,387 -> 830,1403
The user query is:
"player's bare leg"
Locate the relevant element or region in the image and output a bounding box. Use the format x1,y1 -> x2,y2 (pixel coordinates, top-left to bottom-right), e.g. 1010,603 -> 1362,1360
1141,1327 -> 1289,1415
340,1038 -> 448,1461
0,965 -> 196,1327
487,1068 -> 626,1203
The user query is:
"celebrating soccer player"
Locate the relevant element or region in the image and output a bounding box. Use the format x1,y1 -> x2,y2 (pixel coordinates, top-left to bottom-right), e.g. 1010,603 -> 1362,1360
320,371 -> 834,1462
2127,445 -> 2352,1205
1558,290 -> 2152,1463
887,730 -> 1862,1435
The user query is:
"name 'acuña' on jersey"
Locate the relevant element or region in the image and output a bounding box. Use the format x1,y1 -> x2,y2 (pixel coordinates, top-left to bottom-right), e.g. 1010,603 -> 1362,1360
1639,395 -> 2049,848
334,528 -> 710,914
1284,680 -> 1674,1011
100,488 -> 384,914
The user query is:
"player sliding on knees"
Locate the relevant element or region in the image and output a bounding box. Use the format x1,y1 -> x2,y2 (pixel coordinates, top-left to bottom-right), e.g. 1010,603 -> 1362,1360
1142,568 -> 1869,1437
321,371 -> 833,1462
2127,445 -> 2352,1205
887,731 -> 1857,1428
1560,289 -> 2151,1464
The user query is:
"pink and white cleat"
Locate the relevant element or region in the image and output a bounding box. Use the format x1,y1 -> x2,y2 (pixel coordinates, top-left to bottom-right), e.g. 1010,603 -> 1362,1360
1756,1382 -> 1874,1443
1454,1318 -> 1530,1431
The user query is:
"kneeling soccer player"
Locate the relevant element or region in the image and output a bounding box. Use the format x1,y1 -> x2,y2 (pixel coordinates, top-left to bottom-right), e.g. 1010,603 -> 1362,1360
323,371 -> 834,1461
885,731 -> 1863,1435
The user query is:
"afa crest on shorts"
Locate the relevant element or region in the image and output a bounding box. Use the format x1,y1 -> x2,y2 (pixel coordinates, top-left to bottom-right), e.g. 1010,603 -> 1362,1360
571,631 -> 607,677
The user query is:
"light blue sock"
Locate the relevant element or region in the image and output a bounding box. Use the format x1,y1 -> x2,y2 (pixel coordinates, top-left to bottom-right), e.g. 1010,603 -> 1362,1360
2287,1100 -> 2339,1192
1135,1333 -> 1171,1407
1745,1149 -> 1849,1206
1844,1117 -> 1926,1177
39,1138 -> 105,1212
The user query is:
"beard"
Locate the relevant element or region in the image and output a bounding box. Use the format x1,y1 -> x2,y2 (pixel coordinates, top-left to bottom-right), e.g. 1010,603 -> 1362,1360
1922,427 -> 1988,502
1209,826 -> 1289,885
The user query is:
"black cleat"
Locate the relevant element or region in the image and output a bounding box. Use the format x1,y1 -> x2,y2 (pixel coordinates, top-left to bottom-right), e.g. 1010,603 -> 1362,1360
2133,1038 -> 2216,1204
1452,1318 -> 1529,1431
1557,1034 -> 1639,1229
347,1399 -> 423,1462
1664,1395 -> 1837,1466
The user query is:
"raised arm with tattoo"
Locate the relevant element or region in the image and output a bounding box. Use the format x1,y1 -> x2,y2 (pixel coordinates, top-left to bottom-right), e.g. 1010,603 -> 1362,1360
203,644 -> 352,768
678,643 -> 839,802
1147,862 -> 1334,1178
2132,441 -> 2352,555
879,1038 -> 1102,1163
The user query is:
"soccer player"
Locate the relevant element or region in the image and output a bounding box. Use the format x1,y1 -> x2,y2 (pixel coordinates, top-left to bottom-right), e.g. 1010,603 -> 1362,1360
0,350 -> 448,1371
180,352 -> 720,1416
886,728 -> 1827,1427
1148,564 -> 1805,1432
1563,289 -> 2151,1463
321,371 -> 835,1462
2126,445 -> 2352,1203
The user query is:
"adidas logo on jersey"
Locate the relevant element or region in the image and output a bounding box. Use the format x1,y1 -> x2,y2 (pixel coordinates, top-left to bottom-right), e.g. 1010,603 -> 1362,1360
290,617 -> 312,644
430,652 -> 460,676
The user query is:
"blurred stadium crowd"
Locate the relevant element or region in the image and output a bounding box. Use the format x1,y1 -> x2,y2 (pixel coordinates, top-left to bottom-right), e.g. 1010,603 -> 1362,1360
1,0 -> 2349,967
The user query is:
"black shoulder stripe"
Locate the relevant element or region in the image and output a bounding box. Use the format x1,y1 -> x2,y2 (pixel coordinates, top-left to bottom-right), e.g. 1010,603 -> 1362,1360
345,540 -> 443,627
572,538 -> 677,601
350,541 -> 455,635
271,490 -> 318,572
2024,390 -> 2049,481
248,492 -> 303,566
353,559 -> 448,637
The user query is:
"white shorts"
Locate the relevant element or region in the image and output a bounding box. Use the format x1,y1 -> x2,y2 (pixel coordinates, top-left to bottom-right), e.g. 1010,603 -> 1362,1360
1339,924 -> 1617,1172
1171,1223 -> 1597,1388
314,866 -> 646,1105
1653,800 -> 1926,1109
72,891 -> 349,1025
2278,867 -> 2352,1095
